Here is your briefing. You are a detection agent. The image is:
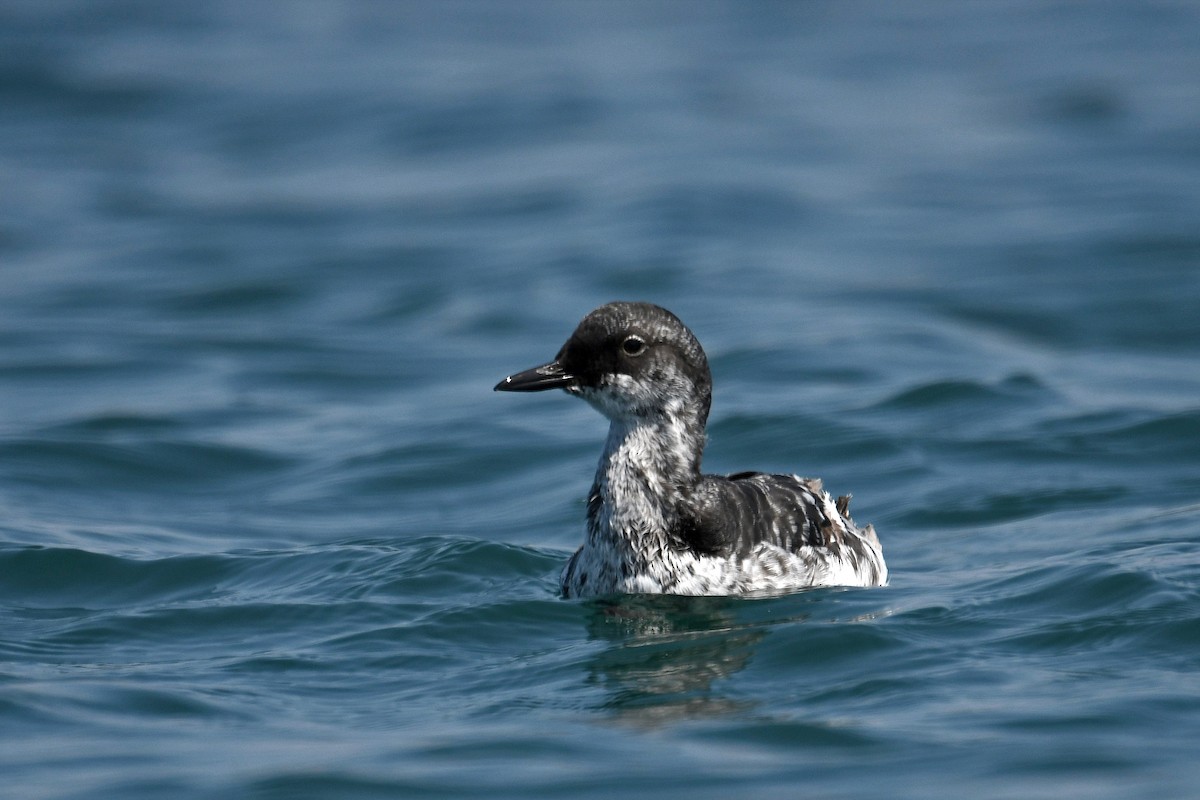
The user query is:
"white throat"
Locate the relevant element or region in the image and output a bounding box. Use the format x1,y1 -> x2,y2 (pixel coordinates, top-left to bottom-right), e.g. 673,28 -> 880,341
587,401 -> 704,555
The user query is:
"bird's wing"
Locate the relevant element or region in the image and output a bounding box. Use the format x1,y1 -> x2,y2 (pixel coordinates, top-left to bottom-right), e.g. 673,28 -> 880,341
677,472 -> 843,557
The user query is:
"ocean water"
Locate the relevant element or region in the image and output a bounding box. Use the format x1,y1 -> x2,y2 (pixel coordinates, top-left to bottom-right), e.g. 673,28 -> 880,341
2,2 -> 1199,798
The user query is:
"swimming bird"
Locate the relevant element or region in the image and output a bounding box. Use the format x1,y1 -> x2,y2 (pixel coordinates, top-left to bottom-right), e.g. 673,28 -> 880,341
495,301 -> 887,598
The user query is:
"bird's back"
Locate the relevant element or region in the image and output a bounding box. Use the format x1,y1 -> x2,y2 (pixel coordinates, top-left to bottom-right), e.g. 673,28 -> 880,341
677,472 -> 887,589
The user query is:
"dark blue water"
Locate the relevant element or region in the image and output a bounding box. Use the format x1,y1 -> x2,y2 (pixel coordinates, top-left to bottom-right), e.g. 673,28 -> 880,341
3,2 -> 1199,798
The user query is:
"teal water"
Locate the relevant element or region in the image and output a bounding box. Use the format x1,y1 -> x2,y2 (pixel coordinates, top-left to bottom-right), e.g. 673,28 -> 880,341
3,3 -> 1200,798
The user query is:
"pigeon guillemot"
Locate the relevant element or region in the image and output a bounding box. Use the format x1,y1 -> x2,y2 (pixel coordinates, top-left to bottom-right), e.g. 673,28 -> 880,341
496,301 -> 888,598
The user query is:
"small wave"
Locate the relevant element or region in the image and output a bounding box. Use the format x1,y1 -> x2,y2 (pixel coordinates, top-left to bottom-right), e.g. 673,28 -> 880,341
0,436 -> 297,492
1040,408 -> 1200,464
872,373 -> 1053,413
890,485 -> 1130,529
974,557 -> 1200,674
0,545 -> 235,609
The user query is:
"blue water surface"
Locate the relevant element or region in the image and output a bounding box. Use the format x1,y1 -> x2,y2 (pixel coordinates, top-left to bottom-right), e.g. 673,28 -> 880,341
2,2 -> 1199,798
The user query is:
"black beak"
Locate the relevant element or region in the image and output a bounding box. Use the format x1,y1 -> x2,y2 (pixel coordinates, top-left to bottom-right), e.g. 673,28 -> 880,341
494,359 -> 575,392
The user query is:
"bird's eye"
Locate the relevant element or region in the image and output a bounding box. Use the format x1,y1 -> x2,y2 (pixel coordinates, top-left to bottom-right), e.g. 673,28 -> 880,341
621,335 -> 647,356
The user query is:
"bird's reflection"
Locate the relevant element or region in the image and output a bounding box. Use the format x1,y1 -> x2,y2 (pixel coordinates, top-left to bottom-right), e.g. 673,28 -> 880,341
581,593 -> 799,726
579,589 -> 894,726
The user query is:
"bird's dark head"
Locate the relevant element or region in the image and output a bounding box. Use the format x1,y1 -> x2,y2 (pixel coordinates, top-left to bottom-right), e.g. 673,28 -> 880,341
495,302 -> 713,426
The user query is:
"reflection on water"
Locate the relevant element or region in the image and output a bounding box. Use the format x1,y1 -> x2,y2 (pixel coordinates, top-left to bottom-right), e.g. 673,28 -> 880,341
584,595 -> 762,724
581,591 -> 900,726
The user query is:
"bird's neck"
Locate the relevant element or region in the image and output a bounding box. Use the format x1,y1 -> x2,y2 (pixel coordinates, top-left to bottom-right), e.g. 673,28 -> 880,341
586,405 -> 705,553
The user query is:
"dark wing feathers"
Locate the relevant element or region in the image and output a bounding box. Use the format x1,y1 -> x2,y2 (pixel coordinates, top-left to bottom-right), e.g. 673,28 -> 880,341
677,472 -> 839,557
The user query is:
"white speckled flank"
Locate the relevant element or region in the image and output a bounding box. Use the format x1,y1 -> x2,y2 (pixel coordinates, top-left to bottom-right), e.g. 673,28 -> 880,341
496,302 -> 887,598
